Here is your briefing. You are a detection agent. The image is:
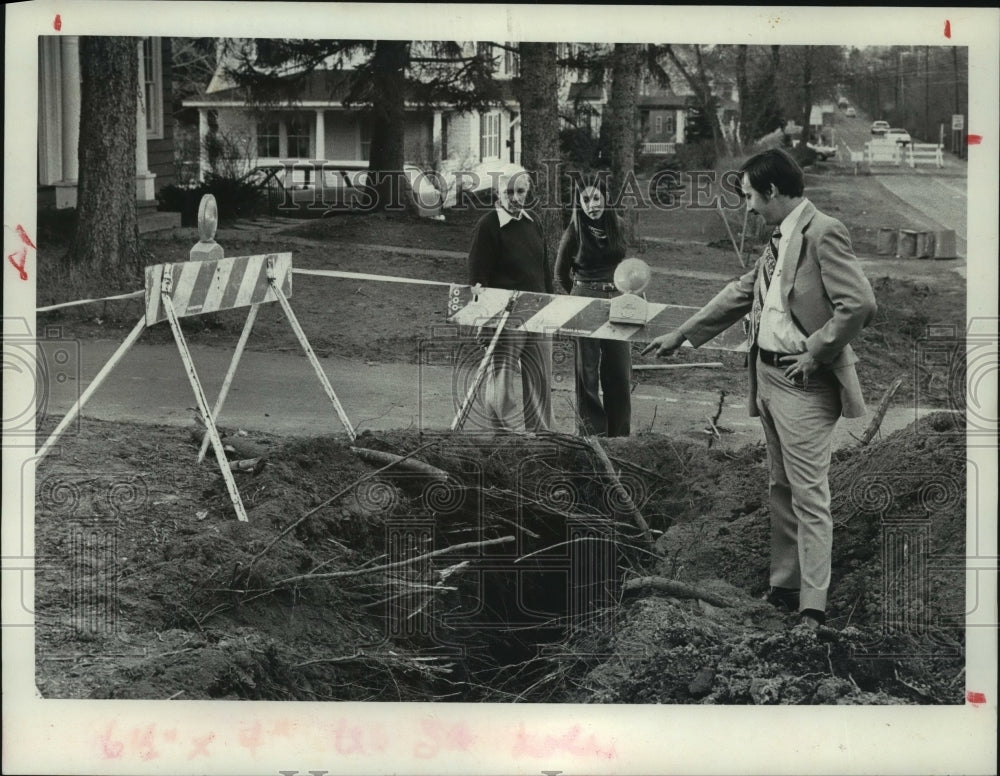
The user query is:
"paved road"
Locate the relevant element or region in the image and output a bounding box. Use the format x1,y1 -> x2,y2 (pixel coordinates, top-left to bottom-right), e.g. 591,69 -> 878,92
40,339 -> 943,455
830,108 -> 967,256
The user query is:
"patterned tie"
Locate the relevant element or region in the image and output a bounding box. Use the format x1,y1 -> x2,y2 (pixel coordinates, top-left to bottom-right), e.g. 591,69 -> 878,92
747,227 -> 781,349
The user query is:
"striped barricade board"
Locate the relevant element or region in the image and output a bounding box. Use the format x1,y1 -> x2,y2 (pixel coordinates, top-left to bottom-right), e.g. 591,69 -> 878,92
447,285 -> 746,350
144,253 -> 293,326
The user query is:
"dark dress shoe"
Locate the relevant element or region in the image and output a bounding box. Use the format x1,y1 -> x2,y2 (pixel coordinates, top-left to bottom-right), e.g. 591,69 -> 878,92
800,609 -> 826,629
764,587 -> 800,613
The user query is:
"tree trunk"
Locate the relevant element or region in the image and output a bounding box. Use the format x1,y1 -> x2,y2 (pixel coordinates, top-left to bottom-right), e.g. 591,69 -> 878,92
517,43 -> 561,260
735,45 -> 749,148
609,43 -> 642,248
800,45 -> 813,143
65,36 -> 145,283
366,40 -> 409,212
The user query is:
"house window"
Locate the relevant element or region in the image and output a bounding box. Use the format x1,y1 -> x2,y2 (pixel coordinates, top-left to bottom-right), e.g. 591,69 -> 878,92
480,111 -> 501,159
257,119 -> 280,158
359,118 -> 371,161
141,38 -> 164,139
504,44 -> 519,77
665,115 -> 675,135
441,114 -> 449,160
287,113 -> 310,159
654,115 -> 663,135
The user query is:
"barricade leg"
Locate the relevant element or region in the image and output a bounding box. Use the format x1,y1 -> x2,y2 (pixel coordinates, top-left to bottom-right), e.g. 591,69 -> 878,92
198,303 -> 260,463
36,316 -> 146,464
451,291 -> 518,432
268,281 -> 357,441
162,294 -> 249,522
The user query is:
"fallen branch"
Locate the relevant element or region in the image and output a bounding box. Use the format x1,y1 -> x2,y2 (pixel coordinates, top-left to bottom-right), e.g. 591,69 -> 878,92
622,576 -> 732,608
858,375 -> 904,446
350,447 -> 449,481
632,362 -> 724,371
584,437 -> 655,550
276,535 -> 514,586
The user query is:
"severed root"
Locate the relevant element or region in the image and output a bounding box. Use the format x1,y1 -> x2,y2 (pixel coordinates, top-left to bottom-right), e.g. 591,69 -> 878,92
858,375 -> 904,446
584,436 -> 656,550
350,447 -> 449,481
623,575 -> 732,608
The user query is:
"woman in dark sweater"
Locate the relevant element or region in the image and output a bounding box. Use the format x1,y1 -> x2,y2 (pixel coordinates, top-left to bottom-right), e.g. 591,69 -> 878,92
554,176 -> 631,437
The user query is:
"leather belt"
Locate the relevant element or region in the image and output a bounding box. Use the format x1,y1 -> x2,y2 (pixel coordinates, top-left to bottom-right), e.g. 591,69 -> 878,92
757,348 -> 793,367
574,280 -> 617,292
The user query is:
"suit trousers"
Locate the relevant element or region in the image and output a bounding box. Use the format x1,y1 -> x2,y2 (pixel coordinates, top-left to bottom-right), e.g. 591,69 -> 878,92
571,284 -> 632,437
755,356 -> 841,613
482,326 -> 552,432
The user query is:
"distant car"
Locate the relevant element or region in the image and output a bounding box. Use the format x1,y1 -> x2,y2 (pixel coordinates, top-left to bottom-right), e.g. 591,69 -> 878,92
885,128 -> 912,146
870,120 -> 890,135
791,139 -> 838,161
808,142 -> 838,161
244,161 -> 444,219
838,97 -> 849,109
439,161 -> 527,208
845,106 -> 857,117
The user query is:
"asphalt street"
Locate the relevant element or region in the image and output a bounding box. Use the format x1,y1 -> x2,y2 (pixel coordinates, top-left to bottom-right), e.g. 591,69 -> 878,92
40,337 -> 943,454
831,109 -> 968,256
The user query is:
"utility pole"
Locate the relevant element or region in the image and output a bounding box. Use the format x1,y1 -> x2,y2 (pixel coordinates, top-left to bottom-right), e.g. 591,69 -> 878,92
924,46 -> 930,142
952,46 -> 962,159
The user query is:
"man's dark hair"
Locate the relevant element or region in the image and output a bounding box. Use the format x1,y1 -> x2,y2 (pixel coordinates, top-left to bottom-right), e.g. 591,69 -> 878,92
740,148 -> 805,198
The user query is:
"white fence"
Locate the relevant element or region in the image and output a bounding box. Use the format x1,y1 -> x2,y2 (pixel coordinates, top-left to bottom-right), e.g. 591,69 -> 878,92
642,142 -> 677,155
865,139 -> 902,165
906,143 -> 944,168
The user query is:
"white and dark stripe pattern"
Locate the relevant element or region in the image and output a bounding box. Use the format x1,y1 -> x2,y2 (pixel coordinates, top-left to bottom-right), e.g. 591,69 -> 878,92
145,253 -> 293,326
447,285 -> 746,350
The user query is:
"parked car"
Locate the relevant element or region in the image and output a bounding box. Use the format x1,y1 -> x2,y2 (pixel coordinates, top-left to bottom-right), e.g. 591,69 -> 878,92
244,161 -> 444,219
885,128 -> 912,146
808,142 -> 838,161
845,106 -> 857,117
870,120 -> 890,135
439,161 -> 526,208
791,139 -> 838,161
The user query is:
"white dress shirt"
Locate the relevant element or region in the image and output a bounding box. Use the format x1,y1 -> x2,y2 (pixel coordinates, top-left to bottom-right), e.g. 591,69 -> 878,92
495,203 -> 533,228
757,198 -> 810,354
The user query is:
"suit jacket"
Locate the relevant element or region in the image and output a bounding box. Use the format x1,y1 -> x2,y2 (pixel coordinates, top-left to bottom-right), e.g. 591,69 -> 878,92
680,200 -> 877,418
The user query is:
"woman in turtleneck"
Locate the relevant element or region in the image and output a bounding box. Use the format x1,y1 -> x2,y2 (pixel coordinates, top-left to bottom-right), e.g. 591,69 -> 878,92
554,175 -> 632,437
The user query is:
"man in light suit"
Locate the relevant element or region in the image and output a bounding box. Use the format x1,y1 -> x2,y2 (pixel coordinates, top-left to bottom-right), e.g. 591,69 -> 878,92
642,149 -> 877,629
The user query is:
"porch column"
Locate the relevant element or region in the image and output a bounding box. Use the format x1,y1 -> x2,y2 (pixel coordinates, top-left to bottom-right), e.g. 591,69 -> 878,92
135,41 -> 156,201
432,110 -> 442,163
55,36 -> 81,208
278,119 -> 289,158
314,109 -> 326,160
198,108 -> 210,179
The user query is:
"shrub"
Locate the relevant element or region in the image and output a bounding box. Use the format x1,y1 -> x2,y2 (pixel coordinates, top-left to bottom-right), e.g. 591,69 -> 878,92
157,175 -> 266,227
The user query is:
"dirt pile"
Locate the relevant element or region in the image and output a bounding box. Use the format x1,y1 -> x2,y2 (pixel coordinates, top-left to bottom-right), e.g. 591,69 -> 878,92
35,413 -> 965,704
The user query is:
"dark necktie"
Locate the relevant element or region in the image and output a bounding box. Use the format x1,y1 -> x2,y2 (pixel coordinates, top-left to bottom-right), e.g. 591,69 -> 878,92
748,228 -> 781,348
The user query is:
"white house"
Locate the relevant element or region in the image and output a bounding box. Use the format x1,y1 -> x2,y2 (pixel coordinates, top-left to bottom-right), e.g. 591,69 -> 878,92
37,35 -> 178,230
182,41 -> 522,181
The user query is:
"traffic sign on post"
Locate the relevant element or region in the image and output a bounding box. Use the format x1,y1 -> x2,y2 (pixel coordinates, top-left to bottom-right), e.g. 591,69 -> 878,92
951,114 -> 964,131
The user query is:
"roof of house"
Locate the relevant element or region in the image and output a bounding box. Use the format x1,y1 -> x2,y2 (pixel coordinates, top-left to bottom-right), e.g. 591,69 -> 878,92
186,68 -> 517,109
637,88 -> 688,109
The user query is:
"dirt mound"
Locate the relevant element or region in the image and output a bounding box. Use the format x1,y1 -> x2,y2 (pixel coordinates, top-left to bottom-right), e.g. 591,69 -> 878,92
35,414 -> 965,704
